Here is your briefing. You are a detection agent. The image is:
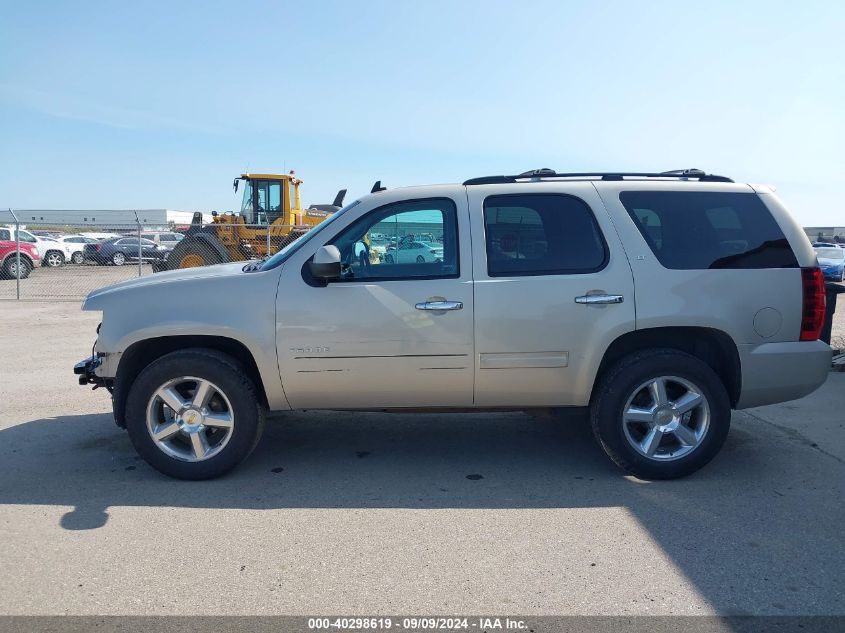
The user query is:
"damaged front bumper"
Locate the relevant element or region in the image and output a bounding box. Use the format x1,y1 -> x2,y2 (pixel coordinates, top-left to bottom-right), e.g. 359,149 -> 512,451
73,355 -> 110,389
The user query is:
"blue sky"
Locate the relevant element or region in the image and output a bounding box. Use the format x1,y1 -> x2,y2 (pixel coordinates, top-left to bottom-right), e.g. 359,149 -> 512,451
1,0 -> 843,224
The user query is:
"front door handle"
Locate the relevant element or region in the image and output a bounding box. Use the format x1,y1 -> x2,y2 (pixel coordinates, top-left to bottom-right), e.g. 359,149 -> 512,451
415,300 -> 463,311
574,294 -> 624,305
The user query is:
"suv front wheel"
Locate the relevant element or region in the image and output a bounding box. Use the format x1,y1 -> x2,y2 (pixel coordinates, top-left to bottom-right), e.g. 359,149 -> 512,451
591,349 -> 730,480
125,349 -> 265,479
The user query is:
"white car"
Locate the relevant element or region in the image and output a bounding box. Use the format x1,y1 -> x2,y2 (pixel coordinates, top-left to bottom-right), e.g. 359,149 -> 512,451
0,226 -> 74,267
53,235 -> 101,265
384,240 -> 443,263
141,231 -> 184,249
80,231 -> 122,241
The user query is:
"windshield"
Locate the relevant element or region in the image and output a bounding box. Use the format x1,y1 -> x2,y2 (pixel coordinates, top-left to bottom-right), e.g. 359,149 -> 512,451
816,247 -> 844,260
239,179 -> 254,223
260,199 -> 360,271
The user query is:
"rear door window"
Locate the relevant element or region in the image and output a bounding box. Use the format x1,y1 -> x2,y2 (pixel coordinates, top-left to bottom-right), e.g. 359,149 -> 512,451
483,194 -> 607,277
620,191 -> 798,270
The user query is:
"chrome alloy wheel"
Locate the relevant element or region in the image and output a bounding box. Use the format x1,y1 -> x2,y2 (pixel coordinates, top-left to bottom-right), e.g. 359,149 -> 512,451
45,251 -> 64,267
622,375 -> 710,461
145,376 -> 235,462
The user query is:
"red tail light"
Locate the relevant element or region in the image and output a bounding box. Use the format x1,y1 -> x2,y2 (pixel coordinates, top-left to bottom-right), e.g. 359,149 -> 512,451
95,244 -> 102,252
800,267 -> 825,341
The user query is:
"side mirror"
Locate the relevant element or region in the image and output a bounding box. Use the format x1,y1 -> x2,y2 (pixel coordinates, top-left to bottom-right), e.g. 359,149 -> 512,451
308,245 -> 341,280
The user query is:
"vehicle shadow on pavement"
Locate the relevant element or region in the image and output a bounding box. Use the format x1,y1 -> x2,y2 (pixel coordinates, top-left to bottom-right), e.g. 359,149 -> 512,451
1,409 -> 843,614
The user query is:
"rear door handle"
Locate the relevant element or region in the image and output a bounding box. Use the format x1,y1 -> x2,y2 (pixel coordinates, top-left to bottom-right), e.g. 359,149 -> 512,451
574,294 -> 624,305
415,300 -> 463,311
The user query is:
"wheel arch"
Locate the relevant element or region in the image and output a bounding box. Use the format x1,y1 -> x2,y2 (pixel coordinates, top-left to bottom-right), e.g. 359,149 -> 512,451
43,249 -> 65,265
591,326 -> 741,408
112,335 -> 268,428
2,252 -> 34,267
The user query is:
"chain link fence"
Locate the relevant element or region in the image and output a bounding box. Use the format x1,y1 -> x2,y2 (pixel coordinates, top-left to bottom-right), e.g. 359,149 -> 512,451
0,209 -> 305,301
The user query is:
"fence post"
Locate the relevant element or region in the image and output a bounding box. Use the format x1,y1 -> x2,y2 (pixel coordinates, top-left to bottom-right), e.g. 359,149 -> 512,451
133,211 -> 142,277
266,220 -> 271,257
9,208 -> 21,300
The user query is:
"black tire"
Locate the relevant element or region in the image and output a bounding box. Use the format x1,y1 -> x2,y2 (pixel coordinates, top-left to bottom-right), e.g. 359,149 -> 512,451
2,256 -> 32,279
590,349 -> 731,480
416,255 -> 425,263
166,238 -> 225,269
71,251 -> 84,265
124,349 -> 265,480
112,251 -> 126,266
43,250 -> 65,267
384,254 -> 394,264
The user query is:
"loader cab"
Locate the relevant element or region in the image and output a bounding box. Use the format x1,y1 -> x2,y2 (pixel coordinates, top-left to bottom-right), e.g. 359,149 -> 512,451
235,174 -> 300,226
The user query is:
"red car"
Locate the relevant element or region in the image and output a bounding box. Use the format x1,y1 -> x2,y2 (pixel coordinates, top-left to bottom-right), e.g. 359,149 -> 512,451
0,240 -> 41,279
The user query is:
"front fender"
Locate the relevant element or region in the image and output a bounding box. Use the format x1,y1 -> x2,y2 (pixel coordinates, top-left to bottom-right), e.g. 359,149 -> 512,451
82,265 -> 288,410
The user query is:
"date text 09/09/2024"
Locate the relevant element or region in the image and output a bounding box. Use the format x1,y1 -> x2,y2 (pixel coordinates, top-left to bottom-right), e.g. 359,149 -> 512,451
307,617 -> 528,630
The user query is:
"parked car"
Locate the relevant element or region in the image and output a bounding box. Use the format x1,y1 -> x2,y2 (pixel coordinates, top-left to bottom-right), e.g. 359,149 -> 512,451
83,237 -> 167,266
75,168 -> 831,481
384,240 -> 444,263
0,226 -> 73,267
140,231 -> 184,250
0,240 -> 41,279
814,245 -> 845,282
80,231 -> 122,241
53,235 -> 101,265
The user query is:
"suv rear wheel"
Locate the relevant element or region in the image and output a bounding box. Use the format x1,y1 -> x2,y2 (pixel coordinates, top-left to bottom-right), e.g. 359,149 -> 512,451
124,349 -> 265,479
591,349 -> 730,480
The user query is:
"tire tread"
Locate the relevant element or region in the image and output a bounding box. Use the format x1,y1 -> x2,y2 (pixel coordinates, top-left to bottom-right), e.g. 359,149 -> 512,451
590,348 -> 730,480
124,348 -> 265,479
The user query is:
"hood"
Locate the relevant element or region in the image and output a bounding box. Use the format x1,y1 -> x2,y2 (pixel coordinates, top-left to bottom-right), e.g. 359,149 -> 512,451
0,240 -> 37,252
83,261 -> 252,309
817,257 -> 844,267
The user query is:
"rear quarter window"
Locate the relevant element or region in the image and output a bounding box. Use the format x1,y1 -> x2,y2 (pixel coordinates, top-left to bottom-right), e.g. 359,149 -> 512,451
620,191 -> 798,270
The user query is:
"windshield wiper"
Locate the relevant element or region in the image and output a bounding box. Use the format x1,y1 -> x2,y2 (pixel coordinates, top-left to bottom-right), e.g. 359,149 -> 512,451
242,260 -> 264,273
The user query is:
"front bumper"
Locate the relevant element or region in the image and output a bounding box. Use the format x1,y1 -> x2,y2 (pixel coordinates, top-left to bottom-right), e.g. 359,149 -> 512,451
74,355 -> 107,387
821,267 -> 843,280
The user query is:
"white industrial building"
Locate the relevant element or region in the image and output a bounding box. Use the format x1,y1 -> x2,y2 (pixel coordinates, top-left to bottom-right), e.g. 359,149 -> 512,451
12,209 -> 215,229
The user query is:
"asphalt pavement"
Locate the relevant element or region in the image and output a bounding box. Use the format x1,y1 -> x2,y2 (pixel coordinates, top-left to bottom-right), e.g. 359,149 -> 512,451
0,301 -> 843,616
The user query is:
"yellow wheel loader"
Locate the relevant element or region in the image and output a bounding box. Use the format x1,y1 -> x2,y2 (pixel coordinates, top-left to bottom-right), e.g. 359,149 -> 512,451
163,172 -> 345,270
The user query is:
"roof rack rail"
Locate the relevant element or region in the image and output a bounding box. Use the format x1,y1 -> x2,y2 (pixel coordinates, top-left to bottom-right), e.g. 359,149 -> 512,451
463,168 -> 733,185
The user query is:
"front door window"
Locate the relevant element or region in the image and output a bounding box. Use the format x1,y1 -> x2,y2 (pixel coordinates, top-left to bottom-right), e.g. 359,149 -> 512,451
329,198 -> 458,281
